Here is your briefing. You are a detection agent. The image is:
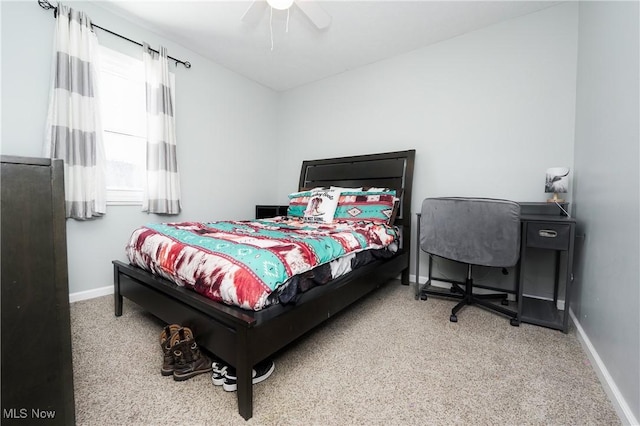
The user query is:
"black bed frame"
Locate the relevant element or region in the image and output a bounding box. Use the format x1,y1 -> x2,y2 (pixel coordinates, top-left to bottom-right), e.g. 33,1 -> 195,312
113,149 -> 415,420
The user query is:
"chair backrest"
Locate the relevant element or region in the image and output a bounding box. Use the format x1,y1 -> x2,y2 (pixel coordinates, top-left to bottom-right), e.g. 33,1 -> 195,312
420,197 -> 521,267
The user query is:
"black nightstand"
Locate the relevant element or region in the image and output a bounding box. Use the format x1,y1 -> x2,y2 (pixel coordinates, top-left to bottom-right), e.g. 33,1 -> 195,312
517,214 -> 576,333
255,205 -> 288,219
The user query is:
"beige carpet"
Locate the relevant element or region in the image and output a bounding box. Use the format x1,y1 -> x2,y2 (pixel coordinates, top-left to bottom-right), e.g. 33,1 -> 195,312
70,282 -> 620,425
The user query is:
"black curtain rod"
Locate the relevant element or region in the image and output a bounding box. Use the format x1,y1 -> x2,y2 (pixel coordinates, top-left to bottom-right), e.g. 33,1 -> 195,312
37,0 -> 191,69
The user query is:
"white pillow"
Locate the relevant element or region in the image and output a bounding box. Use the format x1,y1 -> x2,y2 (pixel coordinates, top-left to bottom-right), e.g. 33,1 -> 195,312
362,187 -> 393,192
303,189 -> 340,223
330,186 -> 363,193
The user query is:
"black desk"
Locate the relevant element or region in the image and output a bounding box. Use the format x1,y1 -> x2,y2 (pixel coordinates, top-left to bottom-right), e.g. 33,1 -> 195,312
415,202 -> 576,333
517,214 -> 576,333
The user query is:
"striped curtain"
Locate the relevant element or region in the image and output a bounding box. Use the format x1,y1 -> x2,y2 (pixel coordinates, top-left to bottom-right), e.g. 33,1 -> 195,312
142,43 -> 181,214
44,4 -> 106,220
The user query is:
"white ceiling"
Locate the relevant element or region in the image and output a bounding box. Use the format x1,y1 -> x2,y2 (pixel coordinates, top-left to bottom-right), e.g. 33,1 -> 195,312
99,1 -> 561,91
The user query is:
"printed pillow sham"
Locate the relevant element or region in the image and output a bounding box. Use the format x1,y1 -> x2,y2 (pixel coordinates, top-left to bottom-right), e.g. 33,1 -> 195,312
288,188 -> 321,218
332,189 -> 397,224
288,187 -> 398,225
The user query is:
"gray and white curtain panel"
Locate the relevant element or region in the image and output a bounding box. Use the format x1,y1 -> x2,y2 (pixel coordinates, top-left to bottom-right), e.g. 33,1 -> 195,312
142,43 -> 181,214
44,4 -> 106,220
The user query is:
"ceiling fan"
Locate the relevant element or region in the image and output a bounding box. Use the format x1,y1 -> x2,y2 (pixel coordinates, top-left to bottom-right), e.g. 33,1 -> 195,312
241,0 -> 332,30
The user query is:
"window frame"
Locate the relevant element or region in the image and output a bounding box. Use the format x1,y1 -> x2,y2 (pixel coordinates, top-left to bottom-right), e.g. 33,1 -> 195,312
98,45 -> 176,206
99,45 -> 146,206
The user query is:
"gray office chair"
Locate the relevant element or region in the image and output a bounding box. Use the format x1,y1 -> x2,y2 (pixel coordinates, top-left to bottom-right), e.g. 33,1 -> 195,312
417,197 -> 520,325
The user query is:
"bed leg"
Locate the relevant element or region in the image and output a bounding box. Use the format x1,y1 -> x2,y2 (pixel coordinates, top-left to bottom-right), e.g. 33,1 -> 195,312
114,266 -> 123,317
401,268 -> 410,286
236,329 -> 253,420
237,364 -> 253,420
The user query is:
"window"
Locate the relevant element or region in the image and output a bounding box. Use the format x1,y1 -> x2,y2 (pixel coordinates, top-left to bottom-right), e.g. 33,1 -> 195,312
99,46 -> 146,205
98,46 -> 175,205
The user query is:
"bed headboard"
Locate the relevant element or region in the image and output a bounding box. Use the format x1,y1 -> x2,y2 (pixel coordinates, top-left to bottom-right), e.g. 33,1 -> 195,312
298,150 -> 416,251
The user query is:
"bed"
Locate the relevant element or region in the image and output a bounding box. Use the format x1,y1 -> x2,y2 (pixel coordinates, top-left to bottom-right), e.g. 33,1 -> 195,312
113,149 -> 415,420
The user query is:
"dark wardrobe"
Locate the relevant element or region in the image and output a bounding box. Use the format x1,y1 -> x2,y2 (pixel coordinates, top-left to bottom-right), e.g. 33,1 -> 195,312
1,156 -> 75,424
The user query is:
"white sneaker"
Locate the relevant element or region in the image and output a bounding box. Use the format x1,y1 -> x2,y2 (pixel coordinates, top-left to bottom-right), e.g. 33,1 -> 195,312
222,359 -> 275,392
211,361 -> 228,386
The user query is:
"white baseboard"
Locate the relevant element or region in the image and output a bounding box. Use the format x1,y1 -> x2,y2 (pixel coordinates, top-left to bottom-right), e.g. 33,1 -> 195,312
69,285 -> 113,303
570,309 -> 639,426
522,293 -> 566,311
410,273 -> 455,289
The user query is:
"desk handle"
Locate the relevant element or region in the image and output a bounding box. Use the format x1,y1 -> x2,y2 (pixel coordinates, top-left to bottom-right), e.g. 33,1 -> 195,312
538,229 -> 558,238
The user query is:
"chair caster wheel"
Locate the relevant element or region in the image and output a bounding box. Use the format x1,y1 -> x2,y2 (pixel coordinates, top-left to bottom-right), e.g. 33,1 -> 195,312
510,318 -> 520,327
450,315 -> 458,323
501,299 -> 509,306
420,294 -> 428,301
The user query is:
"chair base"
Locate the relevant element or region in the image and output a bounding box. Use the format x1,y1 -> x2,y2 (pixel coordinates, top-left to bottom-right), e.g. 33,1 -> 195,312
419,276 -> 519,326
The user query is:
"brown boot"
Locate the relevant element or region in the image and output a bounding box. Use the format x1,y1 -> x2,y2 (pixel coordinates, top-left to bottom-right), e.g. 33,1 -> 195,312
171,327 -> 212,381
160,324 -> 184,376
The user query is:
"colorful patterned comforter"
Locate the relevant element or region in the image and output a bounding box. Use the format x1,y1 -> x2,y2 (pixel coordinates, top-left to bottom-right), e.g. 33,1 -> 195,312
125,217 -> 398,311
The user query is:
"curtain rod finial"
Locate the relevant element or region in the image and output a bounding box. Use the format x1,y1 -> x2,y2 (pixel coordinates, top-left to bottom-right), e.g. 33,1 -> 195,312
38,0 -> 54,10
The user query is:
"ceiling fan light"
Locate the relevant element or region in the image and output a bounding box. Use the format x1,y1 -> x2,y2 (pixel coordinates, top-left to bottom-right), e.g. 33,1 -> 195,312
267,0 -> 294,11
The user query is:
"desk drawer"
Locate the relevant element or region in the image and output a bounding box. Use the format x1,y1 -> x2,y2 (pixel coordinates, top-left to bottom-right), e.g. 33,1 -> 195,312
526,222 -> 571,250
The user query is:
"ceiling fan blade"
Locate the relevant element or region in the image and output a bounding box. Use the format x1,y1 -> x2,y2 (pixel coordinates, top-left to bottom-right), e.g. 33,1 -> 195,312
294,0 -> 331,30
241,0 -> 268,23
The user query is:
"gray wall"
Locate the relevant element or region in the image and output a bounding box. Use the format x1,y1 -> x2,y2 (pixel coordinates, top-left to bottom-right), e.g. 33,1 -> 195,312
1,1 -> 280,295
275,3 -> 579,295
573,1 -> 640,422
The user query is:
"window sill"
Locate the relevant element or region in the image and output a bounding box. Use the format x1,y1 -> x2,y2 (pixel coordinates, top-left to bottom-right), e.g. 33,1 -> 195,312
107,188 -> 143,206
